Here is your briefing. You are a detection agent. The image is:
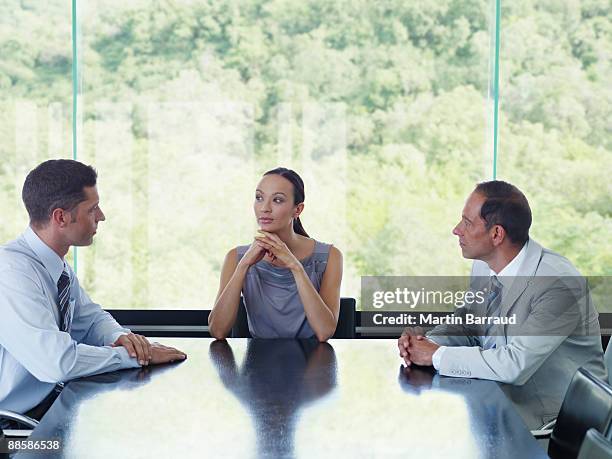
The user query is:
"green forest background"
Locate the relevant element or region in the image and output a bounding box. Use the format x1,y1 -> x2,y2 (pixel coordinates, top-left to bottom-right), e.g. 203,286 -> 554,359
0,0 -> 610,310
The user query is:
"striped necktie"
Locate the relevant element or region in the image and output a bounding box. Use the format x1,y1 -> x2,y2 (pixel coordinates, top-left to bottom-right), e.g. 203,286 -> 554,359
482,276 -> 503,349
57,268 -> 71,332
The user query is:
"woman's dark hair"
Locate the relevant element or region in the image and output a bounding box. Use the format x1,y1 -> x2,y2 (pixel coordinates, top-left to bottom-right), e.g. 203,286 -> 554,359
22,159 -> 98,227
263,167 -> 309,237
474,180 -> 532,245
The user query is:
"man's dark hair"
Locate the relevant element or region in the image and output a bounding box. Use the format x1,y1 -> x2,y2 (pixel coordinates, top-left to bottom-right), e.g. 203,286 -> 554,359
474,180 -> 532,245
22,159 -> 97,227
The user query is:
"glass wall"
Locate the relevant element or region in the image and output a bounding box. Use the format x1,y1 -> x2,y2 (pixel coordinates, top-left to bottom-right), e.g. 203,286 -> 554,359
498,1 -> 611,308
2,1 -> 608,310
75,0 -> 494,309
0,1 -> 72,243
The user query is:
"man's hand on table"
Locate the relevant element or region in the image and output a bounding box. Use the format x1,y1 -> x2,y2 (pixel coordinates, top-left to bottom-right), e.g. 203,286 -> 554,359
113,333 -> 187,366
398,327 -> 423,365
149,343 -> 187,364
398,327 -> 439,367
113,333 -> 152,365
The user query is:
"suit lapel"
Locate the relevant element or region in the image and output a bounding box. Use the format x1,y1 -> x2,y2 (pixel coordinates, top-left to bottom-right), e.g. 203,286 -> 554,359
501,240 -> 544,336
500,278 -> 530,329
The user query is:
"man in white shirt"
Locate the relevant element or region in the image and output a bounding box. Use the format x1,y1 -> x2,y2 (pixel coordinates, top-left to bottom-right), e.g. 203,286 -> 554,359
397,181 -> 606,426
0,159 -> 187,417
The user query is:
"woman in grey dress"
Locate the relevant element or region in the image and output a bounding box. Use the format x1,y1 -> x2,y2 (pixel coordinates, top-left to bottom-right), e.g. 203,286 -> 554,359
208,167 -> 343,341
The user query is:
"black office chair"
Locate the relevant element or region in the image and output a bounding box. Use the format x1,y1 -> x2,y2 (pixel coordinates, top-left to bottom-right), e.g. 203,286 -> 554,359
546,368 -> 612,459
231,297 -> 356,339
231,297 -> 252,338
0,427 -> 6,459
578,428 -> 612,459
333,298 -> 356,339
605,340 -> 612,386
0,410 -> 39,438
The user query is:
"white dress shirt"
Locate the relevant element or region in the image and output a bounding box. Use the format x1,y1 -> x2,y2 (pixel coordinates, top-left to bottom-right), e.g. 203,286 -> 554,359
0,227 -> 140,414
431,241 -> 529,370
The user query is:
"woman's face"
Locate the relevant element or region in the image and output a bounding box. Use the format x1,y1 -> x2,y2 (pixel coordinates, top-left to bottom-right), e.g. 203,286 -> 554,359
254,174 -> 301,232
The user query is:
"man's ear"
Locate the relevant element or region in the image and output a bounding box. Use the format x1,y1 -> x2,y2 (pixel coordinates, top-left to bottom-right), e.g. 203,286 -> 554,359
50,208 -> 69,228
490,224 -> 506,247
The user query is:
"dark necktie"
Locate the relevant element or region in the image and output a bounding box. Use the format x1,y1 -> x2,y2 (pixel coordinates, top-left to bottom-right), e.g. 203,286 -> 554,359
482,276 -> 503,349
57,268 -> 71,332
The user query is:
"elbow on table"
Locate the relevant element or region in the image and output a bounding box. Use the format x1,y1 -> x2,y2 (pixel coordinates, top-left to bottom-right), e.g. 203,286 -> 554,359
314,326 -> 336,343
36,368 -> 66,384
208,322 -> 230,341
211,332 -> 229,341
499,366 -> 532,386
33,360 -> 72,384
35,345 -> 82,383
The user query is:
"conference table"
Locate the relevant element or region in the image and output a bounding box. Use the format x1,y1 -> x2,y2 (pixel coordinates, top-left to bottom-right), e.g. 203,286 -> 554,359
17,339 -> 547,458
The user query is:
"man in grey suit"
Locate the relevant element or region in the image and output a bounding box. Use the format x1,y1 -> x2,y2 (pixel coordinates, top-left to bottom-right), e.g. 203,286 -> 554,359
398,180 -> 606,428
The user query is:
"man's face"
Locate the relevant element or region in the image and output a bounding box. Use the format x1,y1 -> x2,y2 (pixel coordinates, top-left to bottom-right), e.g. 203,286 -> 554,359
452,191 -> 494,261
65,186 -> 106,246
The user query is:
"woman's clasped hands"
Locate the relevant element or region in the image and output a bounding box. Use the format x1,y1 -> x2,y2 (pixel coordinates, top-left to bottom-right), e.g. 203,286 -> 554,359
254,230 -> 301,270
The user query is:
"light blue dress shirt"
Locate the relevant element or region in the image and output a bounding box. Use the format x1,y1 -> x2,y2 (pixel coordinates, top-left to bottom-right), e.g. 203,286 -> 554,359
0,227 -> 140,414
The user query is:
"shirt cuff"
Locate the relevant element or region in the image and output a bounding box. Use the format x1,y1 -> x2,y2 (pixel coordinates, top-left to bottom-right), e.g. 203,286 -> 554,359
108,329 -> 131,346
113,346 -> 141,369
432,346 -> 447,371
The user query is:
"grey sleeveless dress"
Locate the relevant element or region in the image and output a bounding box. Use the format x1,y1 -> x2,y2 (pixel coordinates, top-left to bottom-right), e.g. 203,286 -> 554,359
236,240 -> 331,338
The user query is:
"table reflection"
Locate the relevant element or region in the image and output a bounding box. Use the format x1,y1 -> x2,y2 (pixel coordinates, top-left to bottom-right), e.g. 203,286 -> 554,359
209,339 -> 337,458
499,379 -> 558,430
15,339 -> 546,459
397,364 -> 437,393
397,365 -> 558,430
398,364 -> 549,458
16,364 -> 178,459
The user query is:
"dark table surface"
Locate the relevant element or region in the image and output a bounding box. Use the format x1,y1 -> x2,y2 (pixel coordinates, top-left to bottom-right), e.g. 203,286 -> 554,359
18,338 -> 547,458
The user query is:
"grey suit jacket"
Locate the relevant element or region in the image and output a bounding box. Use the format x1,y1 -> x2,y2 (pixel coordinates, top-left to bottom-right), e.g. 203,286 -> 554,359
427,239 -> 606,428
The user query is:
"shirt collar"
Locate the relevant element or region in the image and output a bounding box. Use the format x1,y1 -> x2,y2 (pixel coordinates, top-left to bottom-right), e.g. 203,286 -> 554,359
23,226 -> 66,285
489,239 -> 529,288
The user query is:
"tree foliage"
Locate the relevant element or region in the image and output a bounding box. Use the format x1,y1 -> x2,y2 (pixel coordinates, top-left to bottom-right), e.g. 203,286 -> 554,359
0,0 -> 610,309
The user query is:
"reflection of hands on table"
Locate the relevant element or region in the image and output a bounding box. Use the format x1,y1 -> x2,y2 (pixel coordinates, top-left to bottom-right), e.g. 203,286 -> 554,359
399,364 -> 436,391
